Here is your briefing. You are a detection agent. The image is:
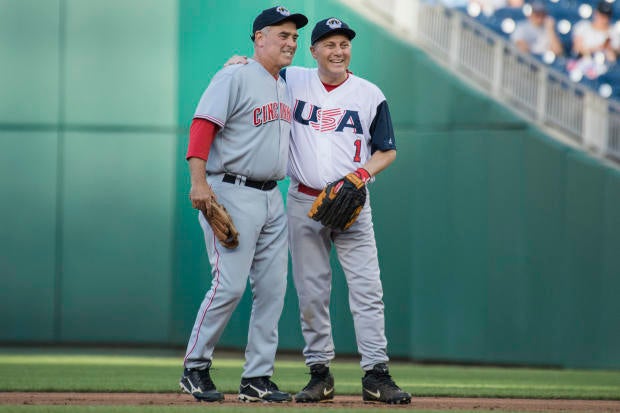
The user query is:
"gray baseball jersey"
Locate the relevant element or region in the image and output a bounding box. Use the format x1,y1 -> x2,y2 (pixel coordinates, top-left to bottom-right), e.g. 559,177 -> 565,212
184,59 -> 291,379
194,59 -> 291,181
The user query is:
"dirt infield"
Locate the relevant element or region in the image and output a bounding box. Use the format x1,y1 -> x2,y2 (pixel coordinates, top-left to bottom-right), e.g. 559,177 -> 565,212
1,393 -> 620,412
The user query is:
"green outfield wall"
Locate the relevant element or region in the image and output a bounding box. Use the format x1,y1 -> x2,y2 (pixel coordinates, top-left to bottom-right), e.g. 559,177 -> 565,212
1,0 -> 618,369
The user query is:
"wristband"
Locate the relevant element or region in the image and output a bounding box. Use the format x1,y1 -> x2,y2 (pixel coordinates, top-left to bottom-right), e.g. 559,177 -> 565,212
354,167 -> 371,184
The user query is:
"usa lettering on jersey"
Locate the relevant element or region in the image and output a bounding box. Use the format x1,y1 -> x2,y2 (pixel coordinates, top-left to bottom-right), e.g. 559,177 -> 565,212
293,99 -> 363,134
253,102 -> 292,126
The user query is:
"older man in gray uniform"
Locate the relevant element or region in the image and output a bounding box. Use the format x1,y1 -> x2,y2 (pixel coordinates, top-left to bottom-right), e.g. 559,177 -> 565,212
179,6 -> 307,403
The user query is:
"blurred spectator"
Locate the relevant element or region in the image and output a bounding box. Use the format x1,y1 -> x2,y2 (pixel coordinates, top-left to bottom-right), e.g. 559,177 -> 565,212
511,0 -> 563,56
568,0 -> 620,79
572,0 -> 618,59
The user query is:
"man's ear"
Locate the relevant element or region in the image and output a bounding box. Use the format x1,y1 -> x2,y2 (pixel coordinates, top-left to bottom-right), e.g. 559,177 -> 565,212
254,31 -> 264,46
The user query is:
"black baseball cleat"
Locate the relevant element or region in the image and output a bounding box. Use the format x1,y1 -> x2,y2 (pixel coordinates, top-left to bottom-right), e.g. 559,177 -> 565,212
238,376 -> 292,402
179,367 -> 224,402
295,364 -> 335,403
362,363 -> 412,404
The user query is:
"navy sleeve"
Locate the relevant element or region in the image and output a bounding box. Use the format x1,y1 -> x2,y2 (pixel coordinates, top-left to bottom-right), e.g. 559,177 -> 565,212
369,100 -> 396,153
279,68 -> 287,81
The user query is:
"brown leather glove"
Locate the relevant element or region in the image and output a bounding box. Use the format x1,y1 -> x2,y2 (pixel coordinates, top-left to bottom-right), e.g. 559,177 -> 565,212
308,170 -> 367,231
202,199 -> 239,249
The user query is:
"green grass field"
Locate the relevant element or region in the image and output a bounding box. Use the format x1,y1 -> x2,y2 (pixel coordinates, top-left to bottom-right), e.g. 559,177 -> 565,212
0,347 -> 619,412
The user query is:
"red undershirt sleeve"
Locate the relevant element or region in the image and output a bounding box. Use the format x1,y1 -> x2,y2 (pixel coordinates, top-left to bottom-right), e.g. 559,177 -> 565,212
186,118 -> 218,161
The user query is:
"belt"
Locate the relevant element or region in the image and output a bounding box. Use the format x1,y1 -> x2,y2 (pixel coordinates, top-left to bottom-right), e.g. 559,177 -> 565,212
298,183 -> 321,197
222,173 -> 277,191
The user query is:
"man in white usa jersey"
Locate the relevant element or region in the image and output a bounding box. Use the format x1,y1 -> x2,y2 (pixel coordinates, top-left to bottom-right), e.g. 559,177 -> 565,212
284,18 -> 411,404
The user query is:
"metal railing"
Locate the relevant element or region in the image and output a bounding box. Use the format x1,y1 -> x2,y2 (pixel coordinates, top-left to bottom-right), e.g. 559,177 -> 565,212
609,101 -> 620,158
340,0 -> 620,162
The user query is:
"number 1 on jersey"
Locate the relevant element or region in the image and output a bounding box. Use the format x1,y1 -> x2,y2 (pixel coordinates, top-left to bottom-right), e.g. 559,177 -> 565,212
353,139 -> 361,162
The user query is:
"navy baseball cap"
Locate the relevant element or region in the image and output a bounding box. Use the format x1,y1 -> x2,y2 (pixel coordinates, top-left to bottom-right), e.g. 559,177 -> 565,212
311,17 -> 356,45
251,6 -> 308,41
530,0 -> 547,13
597,0 -> 613,16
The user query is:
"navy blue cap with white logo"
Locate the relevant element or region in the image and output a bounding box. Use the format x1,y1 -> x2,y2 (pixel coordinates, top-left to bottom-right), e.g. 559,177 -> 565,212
597,0 -> 613,16
311,17 -> 356,45
251,6 -> 308,41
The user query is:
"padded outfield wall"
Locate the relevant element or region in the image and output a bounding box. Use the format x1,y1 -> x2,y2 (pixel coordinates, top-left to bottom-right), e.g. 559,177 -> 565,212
0,0 -> 618,369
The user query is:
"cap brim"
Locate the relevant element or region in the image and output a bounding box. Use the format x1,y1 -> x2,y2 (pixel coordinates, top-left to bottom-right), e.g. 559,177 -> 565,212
313,28 -> 356,44
275,13 -> 308,29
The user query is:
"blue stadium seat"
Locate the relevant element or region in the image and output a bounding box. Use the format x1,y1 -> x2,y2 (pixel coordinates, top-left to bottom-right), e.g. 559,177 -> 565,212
550,5 -> 582,23
595,63 -> 620,99
549,6 -> 581,55
534,53 -> 571,75
558,31 -> 574,55
576,0 -> 599,6
578,74 -> 599,89
479,7 -> 527,37
492,6 -> 527,20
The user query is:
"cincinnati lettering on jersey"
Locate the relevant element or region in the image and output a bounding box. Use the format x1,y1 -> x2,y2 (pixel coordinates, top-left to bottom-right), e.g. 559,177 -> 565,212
253,102 -> 292,126
293,99 -> 363,133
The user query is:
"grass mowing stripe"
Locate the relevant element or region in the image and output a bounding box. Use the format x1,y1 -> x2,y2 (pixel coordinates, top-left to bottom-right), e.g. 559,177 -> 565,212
0,356 -> 309,368
1,352 -> 619,400
0,356 -> 182,367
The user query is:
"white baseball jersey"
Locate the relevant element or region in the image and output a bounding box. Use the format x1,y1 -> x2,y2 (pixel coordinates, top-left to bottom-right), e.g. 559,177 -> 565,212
282,66 -> 396,189
283,66 -> 396,371
194,58 -> 292,181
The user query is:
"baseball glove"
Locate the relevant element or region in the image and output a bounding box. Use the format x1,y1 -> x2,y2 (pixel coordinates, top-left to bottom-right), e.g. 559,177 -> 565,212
201,199 -> 239,249
308,170 -> 368,231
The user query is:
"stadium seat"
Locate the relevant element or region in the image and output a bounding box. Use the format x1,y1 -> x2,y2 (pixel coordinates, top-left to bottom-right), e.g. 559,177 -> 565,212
549,6 -> 581,55
550,5 -> 582,23
595,63 -> 620,99
558,31 -> 574,55
493,6 -> 528,20
478,7 -> 527,37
